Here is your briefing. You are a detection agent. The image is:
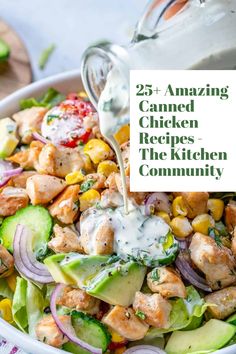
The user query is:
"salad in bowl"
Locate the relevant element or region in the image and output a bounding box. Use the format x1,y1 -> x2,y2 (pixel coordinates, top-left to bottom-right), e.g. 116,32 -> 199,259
0,73 -> 236,354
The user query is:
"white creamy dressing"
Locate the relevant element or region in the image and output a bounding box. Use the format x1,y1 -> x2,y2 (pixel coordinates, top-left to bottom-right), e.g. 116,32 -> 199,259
80,201 -> 170,260
98,68 -> 130,214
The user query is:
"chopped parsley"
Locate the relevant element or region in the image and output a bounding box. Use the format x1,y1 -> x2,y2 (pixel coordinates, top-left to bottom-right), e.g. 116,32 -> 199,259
39,44 -> 56,70
135,310 -> 146,320
80,179 -> 95,192
150,268 -> 160,282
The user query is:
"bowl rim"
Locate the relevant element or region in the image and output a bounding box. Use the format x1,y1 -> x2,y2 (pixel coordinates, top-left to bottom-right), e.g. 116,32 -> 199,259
0,69 -> 236,354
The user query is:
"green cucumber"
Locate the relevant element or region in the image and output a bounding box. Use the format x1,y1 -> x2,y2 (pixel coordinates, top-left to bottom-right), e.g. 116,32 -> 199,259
0,39 -> 10,62
63,311 -> 111,353
227,312 -> 236,326
0,205 -> 52,255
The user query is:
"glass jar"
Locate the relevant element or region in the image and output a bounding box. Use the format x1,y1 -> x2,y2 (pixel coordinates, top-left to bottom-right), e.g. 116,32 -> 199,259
81,0 -> 236,109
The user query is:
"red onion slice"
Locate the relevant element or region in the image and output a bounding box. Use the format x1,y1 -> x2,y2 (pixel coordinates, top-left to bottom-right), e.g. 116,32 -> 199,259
0,160 -> 15,187
145,193 -> 171,215
3,167 -> 23,178
124,345 -> 166,354
50,284 -> 102,354
32,132 -> 50,144
13,224 -> 53,283
175,251 -> 212,292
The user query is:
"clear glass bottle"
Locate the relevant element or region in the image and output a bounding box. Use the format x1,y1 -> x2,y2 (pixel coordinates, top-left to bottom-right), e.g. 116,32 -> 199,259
81,0 -> 236,109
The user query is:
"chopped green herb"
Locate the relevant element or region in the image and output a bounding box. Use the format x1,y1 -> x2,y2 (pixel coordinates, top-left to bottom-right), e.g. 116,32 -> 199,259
150,268 -> 160,281
39,44 -> 56,70
47,114 -> 59,124
135,310 -> 146,320
102,99 -> 113,112
80,179 -> 95,192
107,255 -> 120,265
20,88 -> 65,110
215,235 -> 222,247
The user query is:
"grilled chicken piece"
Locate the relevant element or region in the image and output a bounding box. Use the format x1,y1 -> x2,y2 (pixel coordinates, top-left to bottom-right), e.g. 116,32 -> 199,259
205,287 -> 236,319
11,171 -> 37,188
49,185 -> 80,224
13,107 -> 48,144
57,286 -> 100,315
225,201 -> 236,232
26,174 -> 66,205
147,267 -> 186,298
189,232 -> 236,290
0,245 -> 14,277
83,112 -> 101,138
100,189 -> 123,208
102,305 -> 149,341
48,224 -> 83,253
173,192 -> 209,219
82,173 -> 106,191
37,143 -> 88,178
7,141 -> 44,170
133,292 -> 171,328
0,187 -> 29,216
36,315 -> 69,348
80,211 -> 114,255
231,228 -> 236,257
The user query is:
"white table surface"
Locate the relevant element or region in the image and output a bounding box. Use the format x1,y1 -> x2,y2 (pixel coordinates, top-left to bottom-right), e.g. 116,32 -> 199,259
0,0 -> 147,81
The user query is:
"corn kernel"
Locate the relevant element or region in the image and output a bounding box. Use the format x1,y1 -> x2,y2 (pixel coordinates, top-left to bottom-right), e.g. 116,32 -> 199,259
114,124 -> 130,145
84,139 -> 113,164
78,91 -> 88,98
79,189 -> 100,211
192,213 -> 215,235
207,199 -> 224,221
0,299 -> 13,323
110,329 -> 126,343
172,196 -> 188,217
156,211 -> 171,225
114,348 -> 126,354
97,160 -> 118,177
170,216 -> 193,238
65,170 -> 85,185
6,272 -> 17,292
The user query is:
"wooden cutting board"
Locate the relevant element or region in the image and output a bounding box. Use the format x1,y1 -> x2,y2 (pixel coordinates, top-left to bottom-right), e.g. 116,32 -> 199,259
0,20 -> 32,100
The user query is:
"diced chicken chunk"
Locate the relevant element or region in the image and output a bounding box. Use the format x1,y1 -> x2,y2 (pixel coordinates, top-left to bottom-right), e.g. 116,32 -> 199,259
82,173 -> 106,191
0,187 -> 29,216
13,107 -> 48,144
57,286 -> 100,315
102,305 -> 149,341
0,245 -> 14,277
48,224 -> 83,253
11,171 -> 37,188
225,201 -> 236,232
80,211 -> 114,255
26,174 -> 66,205
49,185 -> 80,224
147,267 -> 186,298
231,228 -> 236,257
38,143 -> 87,178
7,141 -> 44,169
173,192 -> 209,219
205,287 -> 236,319
133,292 -> 171,328
100,189 -> 123,208
190,232 -> 236,290
36,315 -> 69,348
83,113 -> 101,138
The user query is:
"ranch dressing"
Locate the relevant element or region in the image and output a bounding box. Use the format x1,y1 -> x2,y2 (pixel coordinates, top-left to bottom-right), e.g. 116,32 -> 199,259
80,201 -> 170,259
98,68 -> 130,214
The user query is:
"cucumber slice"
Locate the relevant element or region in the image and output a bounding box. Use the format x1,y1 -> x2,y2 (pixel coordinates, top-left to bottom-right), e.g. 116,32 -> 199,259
63,311 -> 111,354
0,205 -> 52,255
227,312 -> 236,326
0,39 -> 10,61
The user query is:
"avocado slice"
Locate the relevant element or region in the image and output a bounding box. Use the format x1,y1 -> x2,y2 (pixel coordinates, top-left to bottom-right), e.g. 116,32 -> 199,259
87,261 -> 146,306
44,254 -> 75,285
165,319 -> 236,354
60,254 -> 110,288
0,118 -> 19,158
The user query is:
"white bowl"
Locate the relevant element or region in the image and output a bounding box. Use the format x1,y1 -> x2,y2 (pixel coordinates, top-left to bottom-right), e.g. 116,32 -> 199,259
0,70 -> 235,354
